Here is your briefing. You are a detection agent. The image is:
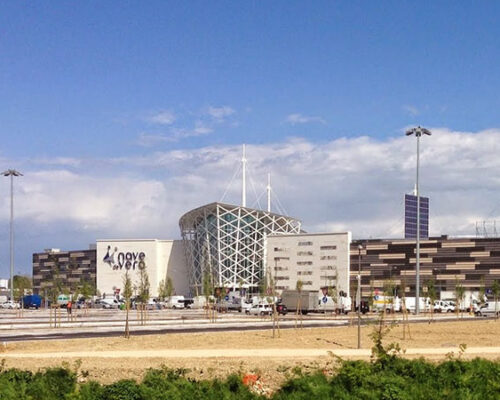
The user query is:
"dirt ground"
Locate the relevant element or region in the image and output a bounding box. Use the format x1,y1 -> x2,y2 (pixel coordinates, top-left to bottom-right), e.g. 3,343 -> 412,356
1,319 -> 500,391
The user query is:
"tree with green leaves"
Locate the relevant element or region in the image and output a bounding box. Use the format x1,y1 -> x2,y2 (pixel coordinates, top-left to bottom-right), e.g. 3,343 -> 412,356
123,270 -> 133,338
202,271 -> 214,322
426,279 -> 437,322
492,280 -> 500,320
12,275 -> 32,315
158,277 -> 174,311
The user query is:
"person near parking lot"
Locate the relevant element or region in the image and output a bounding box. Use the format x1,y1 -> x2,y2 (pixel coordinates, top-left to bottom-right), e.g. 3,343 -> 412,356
67,300 -> 72,315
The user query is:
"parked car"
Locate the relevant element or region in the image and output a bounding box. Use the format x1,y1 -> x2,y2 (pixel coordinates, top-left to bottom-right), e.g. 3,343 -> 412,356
354,300 -> 370,314
57,294 -> 70,308
246,304 -> 272,316
182,298 -> 194,309
241,300 -> 253,313
98,298 -> 120,309
168,296 -> 186,309
434,300 -> 455,313
76,299 -> 88,309
23,294 -> 42,309
475,301 -> 500,317
276,303 -> 288,315
1,300 -> 20,309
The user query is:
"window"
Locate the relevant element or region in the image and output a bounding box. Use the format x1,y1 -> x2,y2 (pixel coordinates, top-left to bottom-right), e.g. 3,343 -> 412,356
297,271 -> 313,276
274,247 -> 289,252
274,266 -> 289,271
320,245 -> 337,250
298,241 -> 313,246
274,257 -> 290,261
320,275 -> 336,280
320,265 -> 336,270
320,255 -> 336,260
297,251 -> 313,256
275,276 -> 289,281
297,261 -> 313,266
302,281 -> 313,286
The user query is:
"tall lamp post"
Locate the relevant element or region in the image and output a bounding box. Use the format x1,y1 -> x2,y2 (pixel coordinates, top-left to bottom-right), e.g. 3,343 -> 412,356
357,244 -> 362,349
2,169 -> 23,302
405,126 -> 431,315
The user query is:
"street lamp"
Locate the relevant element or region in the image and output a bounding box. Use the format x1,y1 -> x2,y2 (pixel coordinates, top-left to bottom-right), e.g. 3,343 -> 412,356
357,244 -> 362,349
2,169 -> 23,302
405,126 -> 431,315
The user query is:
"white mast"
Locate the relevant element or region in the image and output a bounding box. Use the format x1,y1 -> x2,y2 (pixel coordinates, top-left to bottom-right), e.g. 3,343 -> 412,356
242,144 -> 247,207
266,173 -> 271,212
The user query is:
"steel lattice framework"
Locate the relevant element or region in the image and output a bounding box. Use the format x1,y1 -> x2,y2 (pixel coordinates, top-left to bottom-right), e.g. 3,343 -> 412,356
179,202 -> 301,294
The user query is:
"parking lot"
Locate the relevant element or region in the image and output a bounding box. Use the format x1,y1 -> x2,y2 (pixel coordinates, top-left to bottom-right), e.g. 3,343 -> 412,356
0,305 -> 485,342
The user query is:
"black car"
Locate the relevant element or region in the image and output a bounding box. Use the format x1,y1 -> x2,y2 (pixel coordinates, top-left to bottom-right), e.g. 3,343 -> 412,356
354,301 -> 370,314
276,303 -> 288,315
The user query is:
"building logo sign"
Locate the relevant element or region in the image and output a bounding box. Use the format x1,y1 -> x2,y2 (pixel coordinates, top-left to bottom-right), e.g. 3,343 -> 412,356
103,246 -> 146,270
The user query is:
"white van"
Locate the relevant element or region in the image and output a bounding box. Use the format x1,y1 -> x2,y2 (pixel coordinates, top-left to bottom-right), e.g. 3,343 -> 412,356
57,294 -> 69,307
100,298 -> 120,309
373,296 -> 401,312
475,301 -> 500,317
168,296 -> 185,309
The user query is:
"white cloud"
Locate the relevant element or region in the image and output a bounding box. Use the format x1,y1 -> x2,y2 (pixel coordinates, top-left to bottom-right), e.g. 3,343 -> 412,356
285,113 -> 326,125
31,157 -> 82,167
147,110 -> 176,125
2,128 -> 500,274
136,133 -> 171,147
205,106 -> 235,120
137,122 -> 214,146
403,105 -> 420,116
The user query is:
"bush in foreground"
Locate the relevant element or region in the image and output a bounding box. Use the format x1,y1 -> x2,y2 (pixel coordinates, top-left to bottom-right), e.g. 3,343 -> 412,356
1,357 -> 500,399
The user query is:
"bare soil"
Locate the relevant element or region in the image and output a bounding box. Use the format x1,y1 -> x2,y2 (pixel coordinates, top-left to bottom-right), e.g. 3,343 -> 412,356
1,319 -> 500,391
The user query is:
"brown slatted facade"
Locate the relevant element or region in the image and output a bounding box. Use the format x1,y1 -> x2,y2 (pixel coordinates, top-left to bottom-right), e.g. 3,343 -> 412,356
350,236 -> 500,298
32,249 -> 97,295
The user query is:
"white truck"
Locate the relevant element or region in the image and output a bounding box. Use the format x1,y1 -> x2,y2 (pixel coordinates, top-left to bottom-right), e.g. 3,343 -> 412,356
440,291 -> 482,312
281,290 -> 318,314
403,297 -> 431,313
372,295 -> 402,312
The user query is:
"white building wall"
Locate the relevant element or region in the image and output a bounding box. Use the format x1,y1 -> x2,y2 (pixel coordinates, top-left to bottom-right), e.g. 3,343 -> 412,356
265,232 -> 351,297
96,239 -> 188,298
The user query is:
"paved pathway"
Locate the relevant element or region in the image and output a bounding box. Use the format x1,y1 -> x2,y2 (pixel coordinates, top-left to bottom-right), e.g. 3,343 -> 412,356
2,347 -> 500,359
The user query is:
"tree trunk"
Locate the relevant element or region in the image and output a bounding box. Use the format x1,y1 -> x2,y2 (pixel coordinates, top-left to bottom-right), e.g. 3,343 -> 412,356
125,302 -> 130,338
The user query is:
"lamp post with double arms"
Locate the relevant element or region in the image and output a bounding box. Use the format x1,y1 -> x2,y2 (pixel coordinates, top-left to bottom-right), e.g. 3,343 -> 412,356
357,244 -> 362,349
2,169 -> 23,302
405,126 -> 431,315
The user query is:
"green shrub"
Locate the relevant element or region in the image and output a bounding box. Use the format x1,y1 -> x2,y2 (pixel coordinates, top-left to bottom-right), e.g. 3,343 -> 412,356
1,358 -> 500,399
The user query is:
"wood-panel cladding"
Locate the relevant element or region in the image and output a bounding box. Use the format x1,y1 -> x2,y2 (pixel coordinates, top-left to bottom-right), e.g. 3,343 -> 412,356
32,250 -> 97,295
350,237 -> 500,296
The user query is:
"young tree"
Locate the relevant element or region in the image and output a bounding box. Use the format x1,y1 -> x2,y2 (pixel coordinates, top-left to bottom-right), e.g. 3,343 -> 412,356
492,280 -> 500,320
455,278 -> 465,319
13,275 -> 32,317
202,271 -> 215,322
47,255 -> 64,327
295,280 -> 303,329
123,270 -> 133,338
137,260 -> 150,325
158,277 -> 174,309
478,277 -> 486,309
426,278 -> 437,322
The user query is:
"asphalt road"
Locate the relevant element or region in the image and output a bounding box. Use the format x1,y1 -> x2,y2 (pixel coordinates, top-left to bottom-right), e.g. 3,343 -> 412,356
0,309 -> 486,342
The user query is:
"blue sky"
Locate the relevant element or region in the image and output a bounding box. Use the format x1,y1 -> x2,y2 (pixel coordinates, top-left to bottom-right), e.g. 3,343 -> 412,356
1,2 -> 500,275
